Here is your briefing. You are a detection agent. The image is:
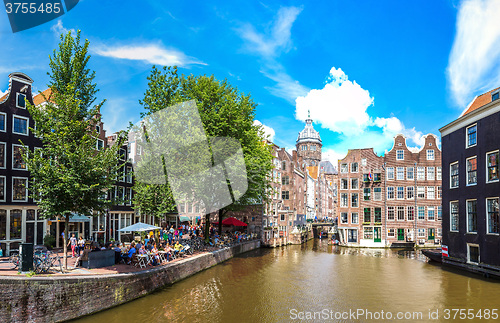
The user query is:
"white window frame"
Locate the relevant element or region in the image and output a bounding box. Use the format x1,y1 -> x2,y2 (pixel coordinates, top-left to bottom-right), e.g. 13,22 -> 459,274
351,178 -> 358,190
96,138 -> 104,151
450,161 -> 459,189
418,206 -> 425,220
387,167 -> 394,180
12,114 -> 29,136
12,144 -> 28,171
374,187 -> 382,201
486,150 -> 499,183
340,178 -> 348,190
16,92 -> 26,109
428,206 -> 435,221
407,206 -> 414,221
340,163 -> 348,173
396,167 -> 404,180
426,149 -> 435,160
396,150 -> 404,160
0,175 -> 5,202
0,142 -> 5,169
427,186 -> 435,199
466,123 -> 477,148
406,167 -> 414,180
387,229 -> 395,237
466,199 -> 477,234
351,212 -> 359,224
467,243 -> 480,265
486,197 -> 499,235
417,186 -> 425,199
397,206 -> 405,221
126,166 -> 133,183
450,200 -> 459,232
466,156 -> 477,186
340,212 -> 348,224
387,187 -> 394,199
427,167 -> 435,181
417,167 -> 425,180
0,112 -> 6,132
12,176 -> 28,202
436,166 -> 442,180
396,186 -> 404,199
407,186 -> 414,199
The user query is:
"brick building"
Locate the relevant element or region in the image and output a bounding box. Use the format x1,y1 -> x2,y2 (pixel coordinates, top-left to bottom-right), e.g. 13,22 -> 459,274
338,134 -> 442,247
440,87 -> 500,275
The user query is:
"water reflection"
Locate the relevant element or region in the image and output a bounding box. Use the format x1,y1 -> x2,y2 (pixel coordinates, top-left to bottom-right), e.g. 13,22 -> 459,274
75,240 -> 500,323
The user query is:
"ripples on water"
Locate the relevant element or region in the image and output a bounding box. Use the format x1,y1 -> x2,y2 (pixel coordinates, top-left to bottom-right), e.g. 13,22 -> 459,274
75,240 -> 500,323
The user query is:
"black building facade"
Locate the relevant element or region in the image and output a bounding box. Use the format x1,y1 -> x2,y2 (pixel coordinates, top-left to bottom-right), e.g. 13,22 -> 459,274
440,87 -> 500,276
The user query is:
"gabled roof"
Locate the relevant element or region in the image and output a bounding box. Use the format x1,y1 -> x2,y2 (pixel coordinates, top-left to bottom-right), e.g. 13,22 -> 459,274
0,93 -> 7,102
33,88 -> 53,105
307,166 -> 318,179
461,87 -> 500,117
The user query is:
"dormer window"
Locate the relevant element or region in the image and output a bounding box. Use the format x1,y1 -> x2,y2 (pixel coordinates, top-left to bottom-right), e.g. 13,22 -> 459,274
492,91 -> 499,101
16,93 -> 26,108
96,125 -> 100,134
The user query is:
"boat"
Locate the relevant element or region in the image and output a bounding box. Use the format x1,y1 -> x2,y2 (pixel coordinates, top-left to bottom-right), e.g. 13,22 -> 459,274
422,249 -> 442,263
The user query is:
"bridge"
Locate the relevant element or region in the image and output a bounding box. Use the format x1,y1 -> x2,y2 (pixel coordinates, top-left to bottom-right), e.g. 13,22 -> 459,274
311,222 -> 336,227
310,222 -> 337,238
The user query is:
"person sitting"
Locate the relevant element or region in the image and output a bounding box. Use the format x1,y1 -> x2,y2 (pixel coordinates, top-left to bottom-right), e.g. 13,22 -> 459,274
122,242 -> 136,265
139,244 -> 147,255
173,241 -> 183,257
164,243 -> 173,261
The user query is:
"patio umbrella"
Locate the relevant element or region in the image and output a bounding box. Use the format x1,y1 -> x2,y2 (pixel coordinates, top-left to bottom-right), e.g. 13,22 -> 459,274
117,222 -> 161,232
214,217 -> 248,227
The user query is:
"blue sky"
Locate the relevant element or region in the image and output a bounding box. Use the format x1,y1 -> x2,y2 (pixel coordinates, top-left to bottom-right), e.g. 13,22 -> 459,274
1,0 -> 500,163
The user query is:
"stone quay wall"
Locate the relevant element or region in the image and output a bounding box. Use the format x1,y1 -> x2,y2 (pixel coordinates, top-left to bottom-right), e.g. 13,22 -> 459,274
0,240 -> 260,323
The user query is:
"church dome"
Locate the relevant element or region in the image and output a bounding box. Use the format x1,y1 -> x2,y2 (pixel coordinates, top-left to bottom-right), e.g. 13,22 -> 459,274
296,113 -> 321,145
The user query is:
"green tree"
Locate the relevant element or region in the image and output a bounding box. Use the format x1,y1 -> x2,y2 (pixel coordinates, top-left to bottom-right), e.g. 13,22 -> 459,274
136,66 -> 273,241
25,31 -> 123,270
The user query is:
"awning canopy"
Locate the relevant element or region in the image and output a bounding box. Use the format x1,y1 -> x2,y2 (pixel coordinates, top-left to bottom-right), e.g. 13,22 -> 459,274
179,216 -> 191,222
213,217 -> 247,227
49,213 -> 91,222
117,222 -> 161,232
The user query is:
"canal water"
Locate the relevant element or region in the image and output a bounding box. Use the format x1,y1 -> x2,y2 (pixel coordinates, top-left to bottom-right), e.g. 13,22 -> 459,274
75,240 -> 500,322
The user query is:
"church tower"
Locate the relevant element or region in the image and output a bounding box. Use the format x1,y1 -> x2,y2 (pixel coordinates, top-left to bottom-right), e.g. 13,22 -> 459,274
296,111 -> 322,166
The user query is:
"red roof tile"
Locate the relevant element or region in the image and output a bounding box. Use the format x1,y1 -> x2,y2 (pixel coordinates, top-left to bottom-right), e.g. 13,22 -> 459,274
33,88 -> 53,105
462,87 -> 500,116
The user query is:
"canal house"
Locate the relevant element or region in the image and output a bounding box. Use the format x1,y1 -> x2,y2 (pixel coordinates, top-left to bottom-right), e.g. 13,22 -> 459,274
440,87 -> 500,276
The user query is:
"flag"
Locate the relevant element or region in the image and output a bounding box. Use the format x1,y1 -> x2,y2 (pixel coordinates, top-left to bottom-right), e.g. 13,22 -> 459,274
368,172 -> 373,180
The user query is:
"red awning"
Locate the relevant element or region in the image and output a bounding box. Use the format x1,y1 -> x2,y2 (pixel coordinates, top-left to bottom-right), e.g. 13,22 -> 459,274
213,217 -> 248,227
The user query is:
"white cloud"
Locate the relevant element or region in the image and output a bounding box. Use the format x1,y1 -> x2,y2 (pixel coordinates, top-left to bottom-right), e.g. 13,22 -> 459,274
447,0 -> 500,107
101,97 -> 139,134
236,6 -> 308,103
321,148 -> 346,164
254,120 -> 275,142
296,67 -> 426,159
51,20 -> 75,36
94,43 -> 206,67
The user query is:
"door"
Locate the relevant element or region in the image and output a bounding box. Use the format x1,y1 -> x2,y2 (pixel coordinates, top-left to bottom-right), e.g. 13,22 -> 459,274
374,227 -> 381,242
428,228 -> 435,241
397,228 -> 404,241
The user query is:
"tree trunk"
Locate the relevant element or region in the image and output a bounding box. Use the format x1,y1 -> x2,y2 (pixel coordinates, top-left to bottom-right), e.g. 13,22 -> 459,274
204,213 -> 210,244
218,209 -> 223,236
63,216 -> 69,271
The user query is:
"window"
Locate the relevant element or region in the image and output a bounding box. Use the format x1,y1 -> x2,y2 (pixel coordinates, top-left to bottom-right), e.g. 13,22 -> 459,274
397,187 -> 404,199
310,145 -> 316,151
363,174 -> 370,182
450,201 -> 459,232
120,166 -> 126,182
363,227 -> 373,239
418,228 -> 426,238
467,244 -> 480,264
351,162 -> 358,172
436,167 -> 442,180
364,208 -> 371,223
340,163 -> 347,173
428,206 -> 435,221
96,139 -> 104,150
351,212 -> 359,224
437,228 -> 442,237
374,208 -> 381,223
417,167 -> 425,180
281,191 -> 289,200
119,148 -> 126,161
126,187 -> 132,205
361,158 -> 367,166
0,142 -> 5,168
407,206 -> 414,221
397,206 -> 405,221
0,112 -> 5,132
418,206 -> 425,220
179,203 -> 185,213
374,187 -> 382,201
12,145 -> 27,170
341,212 -> 348,224
340,179 -> 348,190
282,161 -> 286,171
351,178 -> 358,190
16,93 -> 26,108
437,206 -> 442,220
407,167 -> 414,180
374,173 -> 381,182
387,229 -> 395,237
351,193 -> 358,208
387,187 -> 394,199
427,150 -> 435,160
487,151 -> 499,182
340,193 -> 348,207
407,186 -> 414,199
427,167 -> 435,181
450,162 -> 459,188
437,186 -> 442,199
363,188 -> 370,200
118,187 -> 125,205
493,91 -> 500,101
12,177 -> 28,201
0,176 -> 5,202
348,229 -> 358,242
282,176 -> 289,185
417,186 -> 425,199
466,124 -> 477,148
466,156 -> 477,185
387,167 -> 394,180
301,145 -> 307,151
396,150 -> 404,160
427,186 -> 435,199
126,166 -> 133,183
13,115 -> 29,135
487,198 -> 499,234
387,207 -> 395,221
396,167 -> 404,180
280,214 -> 285,221
466,200 -> 477,233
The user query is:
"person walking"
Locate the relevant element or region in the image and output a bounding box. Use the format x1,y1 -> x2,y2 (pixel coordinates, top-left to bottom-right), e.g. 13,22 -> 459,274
77,236 -> 85,256
68,233 -> 77,258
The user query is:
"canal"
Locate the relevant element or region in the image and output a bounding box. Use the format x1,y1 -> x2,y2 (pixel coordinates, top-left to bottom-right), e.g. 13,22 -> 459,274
75,239 -> 500,322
